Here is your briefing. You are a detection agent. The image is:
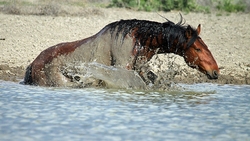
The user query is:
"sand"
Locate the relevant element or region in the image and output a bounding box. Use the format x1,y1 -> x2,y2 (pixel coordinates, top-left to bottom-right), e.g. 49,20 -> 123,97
0,8 -> 250,85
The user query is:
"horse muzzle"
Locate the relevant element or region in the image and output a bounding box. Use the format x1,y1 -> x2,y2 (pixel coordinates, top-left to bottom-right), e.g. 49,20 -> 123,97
206,70 -> 219,79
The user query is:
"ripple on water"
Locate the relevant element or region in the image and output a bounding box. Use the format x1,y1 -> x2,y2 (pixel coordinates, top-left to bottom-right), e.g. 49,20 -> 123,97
0,81 -> 250,141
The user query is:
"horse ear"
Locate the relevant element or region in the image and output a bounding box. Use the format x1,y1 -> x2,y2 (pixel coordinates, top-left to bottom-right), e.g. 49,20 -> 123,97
196,24 -> 201,35
185,25 -> 193,39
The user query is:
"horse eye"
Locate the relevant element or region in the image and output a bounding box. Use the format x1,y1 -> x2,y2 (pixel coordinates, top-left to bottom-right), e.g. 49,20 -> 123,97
195,48 -> 201,52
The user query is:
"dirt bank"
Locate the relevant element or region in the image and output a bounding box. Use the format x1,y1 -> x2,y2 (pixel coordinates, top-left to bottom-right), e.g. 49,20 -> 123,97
0,8 -> 250,85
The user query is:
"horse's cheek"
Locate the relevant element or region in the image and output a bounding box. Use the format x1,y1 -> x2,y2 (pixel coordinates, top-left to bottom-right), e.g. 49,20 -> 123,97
184,50 -> 193,63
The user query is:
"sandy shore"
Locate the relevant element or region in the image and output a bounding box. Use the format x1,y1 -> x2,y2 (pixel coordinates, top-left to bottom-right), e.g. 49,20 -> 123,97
0,8 -> 250,85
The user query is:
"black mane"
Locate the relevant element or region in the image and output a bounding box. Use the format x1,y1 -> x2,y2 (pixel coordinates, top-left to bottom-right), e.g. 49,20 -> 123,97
108,17 -> 198,53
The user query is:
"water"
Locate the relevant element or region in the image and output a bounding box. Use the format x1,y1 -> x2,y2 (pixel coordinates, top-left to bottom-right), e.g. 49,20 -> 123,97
0,80 -> 250,141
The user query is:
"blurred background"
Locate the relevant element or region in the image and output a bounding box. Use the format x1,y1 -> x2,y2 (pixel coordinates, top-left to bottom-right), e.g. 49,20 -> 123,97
0,0 -> 249,16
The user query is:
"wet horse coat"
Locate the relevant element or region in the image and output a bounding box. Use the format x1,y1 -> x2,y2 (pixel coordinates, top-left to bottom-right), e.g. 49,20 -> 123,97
24,17 -> 219,88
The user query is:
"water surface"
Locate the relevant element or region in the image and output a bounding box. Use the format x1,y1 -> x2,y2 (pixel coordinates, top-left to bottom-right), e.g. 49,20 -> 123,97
0,81 -> 250,141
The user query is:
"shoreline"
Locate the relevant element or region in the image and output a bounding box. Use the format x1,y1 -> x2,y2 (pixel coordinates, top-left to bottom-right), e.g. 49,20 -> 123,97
0,9 -> 249,85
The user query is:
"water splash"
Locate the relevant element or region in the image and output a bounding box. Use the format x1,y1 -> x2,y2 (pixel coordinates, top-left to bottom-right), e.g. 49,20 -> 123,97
61,62 -> 147,89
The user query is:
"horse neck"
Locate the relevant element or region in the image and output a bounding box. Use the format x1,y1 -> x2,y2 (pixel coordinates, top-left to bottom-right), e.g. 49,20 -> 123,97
153,36 -> 185,57
133,37 -> 185,63
133,27 -> 186,57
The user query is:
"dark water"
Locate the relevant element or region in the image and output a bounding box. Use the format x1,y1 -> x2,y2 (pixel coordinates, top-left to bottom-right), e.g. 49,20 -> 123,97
0,80 -> 250,141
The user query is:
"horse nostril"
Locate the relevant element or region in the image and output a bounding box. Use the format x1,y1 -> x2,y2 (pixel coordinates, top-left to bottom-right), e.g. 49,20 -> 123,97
213,70 -> 218,78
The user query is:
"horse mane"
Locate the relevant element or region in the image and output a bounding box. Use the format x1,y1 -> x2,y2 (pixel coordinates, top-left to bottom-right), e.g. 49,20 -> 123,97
107,16 -> 198,53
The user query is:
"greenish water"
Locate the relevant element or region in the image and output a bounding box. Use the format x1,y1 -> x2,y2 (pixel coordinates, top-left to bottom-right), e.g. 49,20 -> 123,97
0,81 -> 249,141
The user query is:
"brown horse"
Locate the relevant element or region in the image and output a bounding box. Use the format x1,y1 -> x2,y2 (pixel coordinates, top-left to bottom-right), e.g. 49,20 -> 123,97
23,16 -> 219,88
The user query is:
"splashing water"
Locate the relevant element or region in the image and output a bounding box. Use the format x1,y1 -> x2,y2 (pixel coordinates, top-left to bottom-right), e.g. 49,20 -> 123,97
61,62 -> 147,89
60,58 -> 181,90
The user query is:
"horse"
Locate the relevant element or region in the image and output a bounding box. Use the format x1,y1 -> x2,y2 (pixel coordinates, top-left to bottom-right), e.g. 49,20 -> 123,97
23,15 -> 219,88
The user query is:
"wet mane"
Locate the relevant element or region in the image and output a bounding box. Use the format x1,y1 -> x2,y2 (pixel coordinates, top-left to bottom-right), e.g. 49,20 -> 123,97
107,17 -> 198,53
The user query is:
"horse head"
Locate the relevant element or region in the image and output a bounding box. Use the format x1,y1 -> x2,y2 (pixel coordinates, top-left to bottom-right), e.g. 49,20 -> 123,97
183,24 -> 219,79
